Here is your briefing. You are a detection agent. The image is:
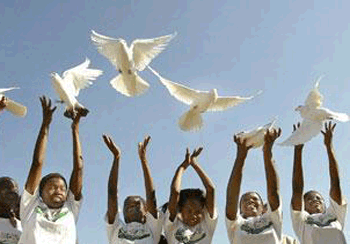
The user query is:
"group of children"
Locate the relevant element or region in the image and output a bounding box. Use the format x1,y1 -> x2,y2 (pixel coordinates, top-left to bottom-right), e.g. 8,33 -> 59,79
0,95 -> 347,244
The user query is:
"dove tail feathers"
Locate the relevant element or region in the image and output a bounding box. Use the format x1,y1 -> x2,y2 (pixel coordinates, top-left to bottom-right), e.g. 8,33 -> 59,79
330,112 -> 350,122
178,110 -> 203,132
5,99 -> 27,117
110,74 -> 149,97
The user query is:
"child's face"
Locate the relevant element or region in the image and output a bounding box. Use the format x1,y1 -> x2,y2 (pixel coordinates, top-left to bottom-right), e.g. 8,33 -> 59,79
123,196 -> 146,224
180,198 -> 204,227
304,192 -> 325,214
41,177 -> 67,209
240,192 -> 263,218
0,179 -> 19,209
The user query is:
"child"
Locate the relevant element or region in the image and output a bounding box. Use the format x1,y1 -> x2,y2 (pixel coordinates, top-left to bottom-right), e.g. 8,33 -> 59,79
226,128 -> 282,244
0,177 -> 22,243
19,96 -> 84,244
103,135 -> 162,244
291,122 -> 347,243
164,147 -> 217,244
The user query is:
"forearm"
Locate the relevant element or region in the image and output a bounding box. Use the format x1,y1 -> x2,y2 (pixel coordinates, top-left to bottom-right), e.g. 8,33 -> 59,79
291,146 -> 303,210
226,152 -> 246,220
168,166 -> 185,220
263,146 -> 280,211
140,158 -> 157,216
107,156 -> 119,224
326,144 -> 342,204
26,123 -> 50,193
70,125 -> 83,200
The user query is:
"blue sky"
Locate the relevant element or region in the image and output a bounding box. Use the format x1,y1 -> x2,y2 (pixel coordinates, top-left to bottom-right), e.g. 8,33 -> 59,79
1,0 -> 349,243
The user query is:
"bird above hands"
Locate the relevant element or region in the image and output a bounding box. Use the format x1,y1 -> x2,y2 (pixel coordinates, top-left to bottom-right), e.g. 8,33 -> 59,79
0,87 -> 27,117
280,76 -> 349,146
90,30 -> 176,97
50,57 -> 103,119
148,66 -> 261,132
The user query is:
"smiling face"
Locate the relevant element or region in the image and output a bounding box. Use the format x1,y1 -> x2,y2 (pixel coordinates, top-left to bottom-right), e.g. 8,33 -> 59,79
240,192 -> 264,218
304,191 -> 325,214
41,177 -> 67,209
180,198 -> 205,227
0,178 -> 20,210
123,196 -> 146,224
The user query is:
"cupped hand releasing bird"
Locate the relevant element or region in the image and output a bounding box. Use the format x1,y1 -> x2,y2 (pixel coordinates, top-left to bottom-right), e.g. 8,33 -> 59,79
236,119 -> 277,148
50,58 -> 103,118
0,87 -> 27,117
90,30 -> 176,97
148,66 -> 260,132
280,76 -> 350,146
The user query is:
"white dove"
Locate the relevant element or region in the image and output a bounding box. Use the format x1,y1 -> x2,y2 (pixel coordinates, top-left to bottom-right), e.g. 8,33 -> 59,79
280,77 -> 350,146
236,119 -> 277,148
0,87 -> 27,117
148,66 -> 259,132
90,30 -> 176,97
50,58 -> 103,118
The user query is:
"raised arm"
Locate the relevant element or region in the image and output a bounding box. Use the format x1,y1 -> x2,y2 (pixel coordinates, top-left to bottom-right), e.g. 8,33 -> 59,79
263,128 -> 281,212
168,149 -> 191,222
0,96 -> 7,111
69,109 -> 85,201
226,136 -> 251,221
25,96 -> 56,194
190,147 -> 216,218
138,136 -> 157,218
103,135 -> 121,224
291,123 -> 304,211
321,122 -> 343,205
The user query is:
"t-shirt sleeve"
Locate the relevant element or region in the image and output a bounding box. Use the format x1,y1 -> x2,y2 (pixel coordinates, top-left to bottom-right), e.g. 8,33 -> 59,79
163,209 -> 176,241
225,214 -> 244,243
105,212 -> 123,244
145,211 -> 162,244
20,188 -> 39,223
328,197 -> 348,229
266,204 -> 283,241
291,204 -> 308,240
204,207 -> 218,238
66,190 -> 83,222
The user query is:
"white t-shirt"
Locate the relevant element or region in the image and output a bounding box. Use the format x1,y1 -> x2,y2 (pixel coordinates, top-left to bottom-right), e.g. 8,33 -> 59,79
0,217 -> 22,244
163,208 -> 218,244
291,198 -> 347,244
18,189 -> 82,244
226,205 -> 283,244
106,212 -> 162,244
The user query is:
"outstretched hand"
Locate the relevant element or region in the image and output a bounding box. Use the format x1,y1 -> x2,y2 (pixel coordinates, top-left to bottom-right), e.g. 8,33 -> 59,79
138,135 -> 151,161
190,147 -> 203,164
103,134 -> 120,158
40,96 -> 56,126
0,96 -> 8,111
264,127 -> 282,148
321,121 -> 336,147
180,148 -> 191,170
233,135 -> 252,155
71,108 -> 86,129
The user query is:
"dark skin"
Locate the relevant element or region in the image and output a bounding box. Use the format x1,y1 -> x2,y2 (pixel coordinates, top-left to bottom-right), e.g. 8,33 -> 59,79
291,121 -> 343,213
226,128 -> 281,220
168,147 -> 215,225
25,96 -> 84,209
0,178 -> 20,227
104,135 -> 157,224
0,96 -> 7,111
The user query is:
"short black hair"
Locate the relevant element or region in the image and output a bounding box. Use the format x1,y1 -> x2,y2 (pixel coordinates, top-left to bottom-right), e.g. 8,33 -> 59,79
0,177 -> 19,193
123,195 -> 146,206
39,173 -> 67,197
178,188 -> 206,211
239,191 -> 263,209
304,190 -> 324,201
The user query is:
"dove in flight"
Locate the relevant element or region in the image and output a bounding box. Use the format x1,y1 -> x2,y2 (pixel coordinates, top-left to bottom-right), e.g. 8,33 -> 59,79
280,76 -> 350,146
0,87 -> 27,117
148,66 -> 260,132
236,119 -> 277,148
90,30 -> 176,97
50,58 -> 103,118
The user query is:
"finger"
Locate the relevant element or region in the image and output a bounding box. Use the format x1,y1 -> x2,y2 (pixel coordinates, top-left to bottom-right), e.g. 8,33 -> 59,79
321,130 -> 325,135
278,128 -> 282,137
52,106 -> 57,113
297,122 -> 301,128
324,122 -> 328,131
293,124 -> 296,131
332,123 -> 336,130
144,136 -> 151,147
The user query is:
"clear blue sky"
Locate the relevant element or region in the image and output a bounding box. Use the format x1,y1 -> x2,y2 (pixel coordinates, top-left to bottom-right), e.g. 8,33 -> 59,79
1,0 -> 349,243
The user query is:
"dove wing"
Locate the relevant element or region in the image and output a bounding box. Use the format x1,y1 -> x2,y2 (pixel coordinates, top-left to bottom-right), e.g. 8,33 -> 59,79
148,66 -> 205,105
91,30 -> 125,68
0,87 -> 20,94
208,95 -> 254,112
280,119 -> 322,146
305,80 -> 323,108
62,58 -> 103,97
131,33 -> 176,71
